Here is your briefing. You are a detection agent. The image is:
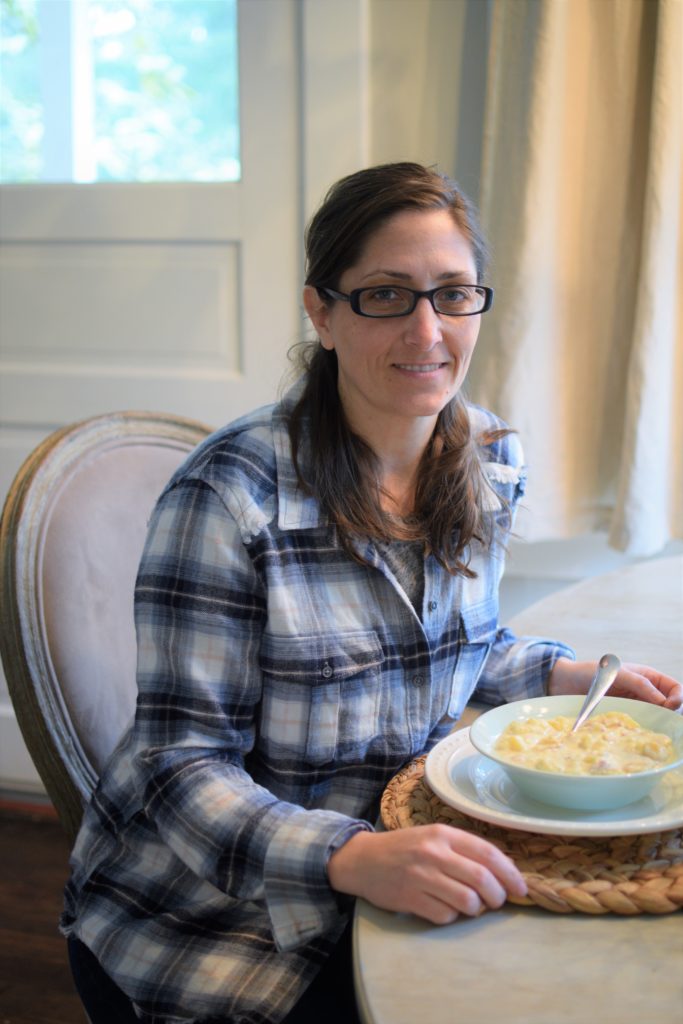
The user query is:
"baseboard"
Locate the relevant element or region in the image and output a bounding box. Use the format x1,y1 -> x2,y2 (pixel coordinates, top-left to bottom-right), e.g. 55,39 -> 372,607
0,792 -> 58,819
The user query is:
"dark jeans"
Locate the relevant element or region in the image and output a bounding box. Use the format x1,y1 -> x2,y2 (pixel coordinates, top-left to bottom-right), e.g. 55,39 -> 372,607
67,922 -> 362,1024
67,936 -> 138,1024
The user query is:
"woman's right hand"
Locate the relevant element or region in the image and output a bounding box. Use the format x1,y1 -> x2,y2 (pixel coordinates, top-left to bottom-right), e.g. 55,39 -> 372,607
327,825 -> 527,924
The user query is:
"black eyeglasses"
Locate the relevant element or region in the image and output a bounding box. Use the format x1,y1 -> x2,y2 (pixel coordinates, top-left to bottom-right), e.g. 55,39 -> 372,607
317,284 -> 493,318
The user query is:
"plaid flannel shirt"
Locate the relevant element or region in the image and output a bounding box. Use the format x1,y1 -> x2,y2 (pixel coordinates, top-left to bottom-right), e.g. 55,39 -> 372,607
62,381 -> 574,1024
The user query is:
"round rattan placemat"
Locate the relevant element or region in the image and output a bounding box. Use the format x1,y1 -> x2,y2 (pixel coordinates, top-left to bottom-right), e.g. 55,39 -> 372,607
380,755 -> 683,915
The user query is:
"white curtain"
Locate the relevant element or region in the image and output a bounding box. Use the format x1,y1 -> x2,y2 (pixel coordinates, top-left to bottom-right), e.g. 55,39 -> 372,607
468,0 -> 683,555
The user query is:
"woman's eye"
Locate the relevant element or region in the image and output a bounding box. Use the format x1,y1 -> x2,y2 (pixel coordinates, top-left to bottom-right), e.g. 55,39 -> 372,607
439,287 -> 469,303
369,287 -> 401,302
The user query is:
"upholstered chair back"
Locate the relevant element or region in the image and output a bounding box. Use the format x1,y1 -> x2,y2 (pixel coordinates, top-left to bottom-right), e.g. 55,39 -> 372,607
0,412 -> 211,843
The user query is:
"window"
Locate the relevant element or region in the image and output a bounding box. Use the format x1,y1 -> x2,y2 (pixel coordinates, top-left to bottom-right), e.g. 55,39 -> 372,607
0,0 -> 239,183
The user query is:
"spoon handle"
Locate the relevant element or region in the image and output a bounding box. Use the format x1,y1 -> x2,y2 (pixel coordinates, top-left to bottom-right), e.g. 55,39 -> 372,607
570,653 -> 621,732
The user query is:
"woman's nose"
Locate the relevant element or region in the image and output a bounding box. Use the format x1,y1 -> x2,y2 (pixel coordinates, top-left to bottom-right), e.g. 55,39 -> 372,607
403,295 -> 443,347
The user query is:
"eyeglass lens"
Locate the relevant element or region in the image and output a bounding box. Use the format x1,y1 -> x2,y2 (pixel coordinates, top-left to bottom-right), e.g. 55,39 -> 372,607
357,286 -> 487,316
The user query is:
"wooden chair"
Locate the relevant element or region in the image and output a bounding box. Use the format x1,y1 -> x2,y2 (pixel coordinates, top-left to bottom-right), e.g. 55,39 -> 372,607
0,411 -> 211,845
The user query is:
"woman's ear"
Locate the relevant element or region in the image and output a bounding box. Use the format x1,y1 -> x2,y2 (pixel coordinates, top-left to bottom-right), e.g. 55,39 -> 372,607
303,286 -> 335,350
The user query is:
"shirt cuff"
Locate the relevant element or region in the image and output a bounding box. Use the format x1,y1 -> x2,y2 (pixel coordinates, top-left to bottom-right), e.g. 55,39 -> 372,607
263,809 -> 372,952
474,632 -> 576,706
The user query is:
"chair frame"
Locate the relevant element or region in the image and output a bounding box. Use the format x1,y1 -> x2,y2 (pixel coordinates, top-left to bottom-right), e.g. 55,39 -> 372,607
0,411 -> 210,842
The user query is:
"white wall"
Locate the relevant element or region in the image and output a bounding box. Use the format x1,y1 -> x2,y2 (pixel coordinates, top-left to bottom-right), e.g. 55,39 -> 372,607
367,0 -> 490,200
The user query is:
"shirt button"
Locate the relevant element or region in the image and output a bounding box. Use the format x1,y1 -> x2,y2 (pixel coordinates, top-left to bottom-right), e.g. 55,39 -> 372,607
412,674 -> 425,687
321,662 -> 333,679
428,600 -> 438,612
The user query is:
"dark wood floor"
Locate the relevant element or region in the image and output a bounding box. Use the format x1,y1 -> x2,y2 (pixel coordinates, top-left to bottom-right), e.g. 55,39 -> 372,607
0,801 -> 87,1024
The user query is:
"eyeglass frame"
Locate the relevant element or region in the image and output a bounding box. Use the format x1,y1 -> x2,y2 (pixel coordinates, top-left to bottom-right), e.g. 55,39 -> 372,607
316,284 -> 494,318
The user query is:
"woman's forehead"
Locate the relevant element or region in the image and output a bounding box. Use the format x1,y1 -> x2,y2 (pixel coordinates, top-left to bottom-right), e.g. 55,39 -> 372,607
347,208 -> 476,279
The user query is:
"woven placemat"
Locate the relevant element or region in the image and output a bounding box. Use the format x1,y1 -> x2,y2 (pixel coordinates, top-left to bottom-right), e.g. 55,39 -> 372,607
380,756 -> 683,915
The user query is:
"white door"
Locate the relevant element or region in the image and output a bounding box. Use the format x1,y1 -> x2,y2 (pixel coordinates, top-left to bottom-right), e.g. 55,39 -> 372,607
0,0 -> 303,792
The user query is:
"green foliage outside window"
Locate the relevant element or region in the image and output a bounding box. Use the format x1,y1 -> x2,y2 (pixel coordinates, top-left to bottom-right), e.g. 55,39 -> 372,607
0,0 -> 42,181
0,0 -> 240,182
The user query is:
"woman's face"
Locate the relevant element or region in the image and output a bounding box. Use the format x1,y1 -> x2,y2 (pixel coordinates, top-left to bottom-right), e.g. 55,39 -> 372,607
304,208 -> 482,441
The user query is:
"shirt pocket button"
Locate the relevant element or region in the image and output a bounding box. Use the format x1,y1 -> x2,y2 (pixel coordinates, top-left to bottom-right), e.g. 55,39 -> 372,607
321,661 -> 334,679
412,674 -> 425,687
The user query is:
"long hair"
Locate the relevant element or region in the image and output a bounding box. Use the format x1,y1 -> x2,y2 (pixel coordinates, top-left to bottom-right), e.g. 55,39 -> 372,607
288,162 -> 509,577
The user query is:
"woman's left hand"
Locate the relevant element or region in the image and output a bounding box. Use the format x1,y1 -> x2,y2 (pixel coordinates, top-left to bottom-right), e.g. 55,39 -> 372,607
548,658 -> 683,712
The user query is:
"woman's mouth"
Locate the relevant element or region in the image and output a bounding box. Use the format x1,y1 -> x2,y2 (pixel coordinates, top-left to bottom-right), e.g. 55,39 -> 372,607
393,362 -> 446,372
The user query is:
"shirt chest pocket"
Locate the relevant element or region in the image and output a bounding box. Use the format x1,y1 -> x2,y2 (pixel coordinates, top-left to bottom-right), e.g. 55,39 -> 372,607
259,630 -> 385,765
446,601 -> 498,721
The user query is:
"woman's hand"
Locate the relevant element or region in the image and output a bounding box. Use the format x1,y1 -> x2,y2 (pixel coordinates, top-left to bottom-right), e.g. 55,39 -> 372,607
327,825 -> 527,925
548,658 -> 683,711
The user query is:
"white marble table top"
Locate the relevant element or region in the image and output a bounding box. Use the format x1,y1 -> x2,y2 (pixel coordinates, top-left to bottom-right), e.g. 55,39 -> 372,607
353,900 -> 683,1024
353,555 -> 683,1024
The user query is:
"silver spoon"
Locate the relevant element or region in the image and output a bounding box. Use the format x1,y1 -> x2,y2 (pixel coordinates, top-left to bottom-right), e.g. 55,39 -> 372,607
570,653 -> 621,732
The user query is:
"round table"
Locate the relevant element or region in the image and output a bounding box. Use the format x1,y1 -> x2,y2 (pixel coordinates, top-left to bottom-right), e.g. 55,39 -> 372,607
353,555 -> 683,1024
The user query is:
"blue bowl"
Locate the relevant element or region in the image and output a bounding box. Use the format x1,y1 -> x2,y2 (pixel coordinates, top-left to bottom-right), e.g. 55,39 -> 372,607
469,696 -> 683,811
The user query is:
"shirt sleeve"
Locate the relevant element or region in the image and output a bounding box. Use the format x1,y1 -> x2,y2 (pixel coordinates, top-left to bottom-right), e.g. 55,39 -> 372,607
132,477 -> 372,953
472,627 -> 576,706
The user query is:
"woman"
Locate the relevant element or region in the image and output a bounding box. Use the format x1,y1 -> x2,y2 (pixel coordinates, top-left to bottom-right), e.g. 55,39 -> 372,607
63,163 -> 682,1024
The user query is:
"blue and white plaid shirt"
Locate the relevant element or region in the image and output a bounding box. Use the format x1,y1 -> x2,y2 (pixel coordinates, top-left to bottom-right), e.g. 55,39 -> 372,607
62,381 -> 574,1023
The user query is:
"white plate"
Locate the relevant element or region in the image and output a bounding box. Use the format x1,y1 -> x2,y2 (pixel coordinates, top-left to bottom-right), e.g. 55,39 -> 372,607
424,728 -> 683,837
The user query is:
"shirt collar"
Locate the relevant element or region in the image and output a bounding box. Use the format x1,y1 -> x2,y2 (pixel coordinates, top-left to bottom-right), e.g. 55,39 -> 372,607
272,377 -> 325,531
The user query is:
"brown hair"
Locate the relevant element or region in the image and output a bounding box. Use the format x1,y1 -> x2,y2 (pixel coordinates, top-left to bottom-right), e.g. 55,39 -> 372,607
288,162 -> 508,577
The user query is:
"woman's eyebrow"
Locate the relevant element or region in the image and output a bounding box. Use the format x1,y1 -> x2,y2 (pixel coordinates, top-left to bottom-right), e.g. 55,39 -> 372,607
358,269 -> 474,282
358,269 -> 412,282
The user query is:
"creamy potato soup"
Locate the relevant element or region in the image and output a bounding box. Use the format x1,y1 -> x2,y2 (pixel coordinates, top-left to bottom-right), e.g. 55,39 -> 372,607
494,711 -> 675,776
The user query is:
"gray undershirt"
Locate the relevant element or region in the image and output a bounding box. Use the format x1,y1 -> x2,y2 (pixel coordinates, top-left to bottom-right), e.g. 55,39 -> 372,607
375,538 -> 426,618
